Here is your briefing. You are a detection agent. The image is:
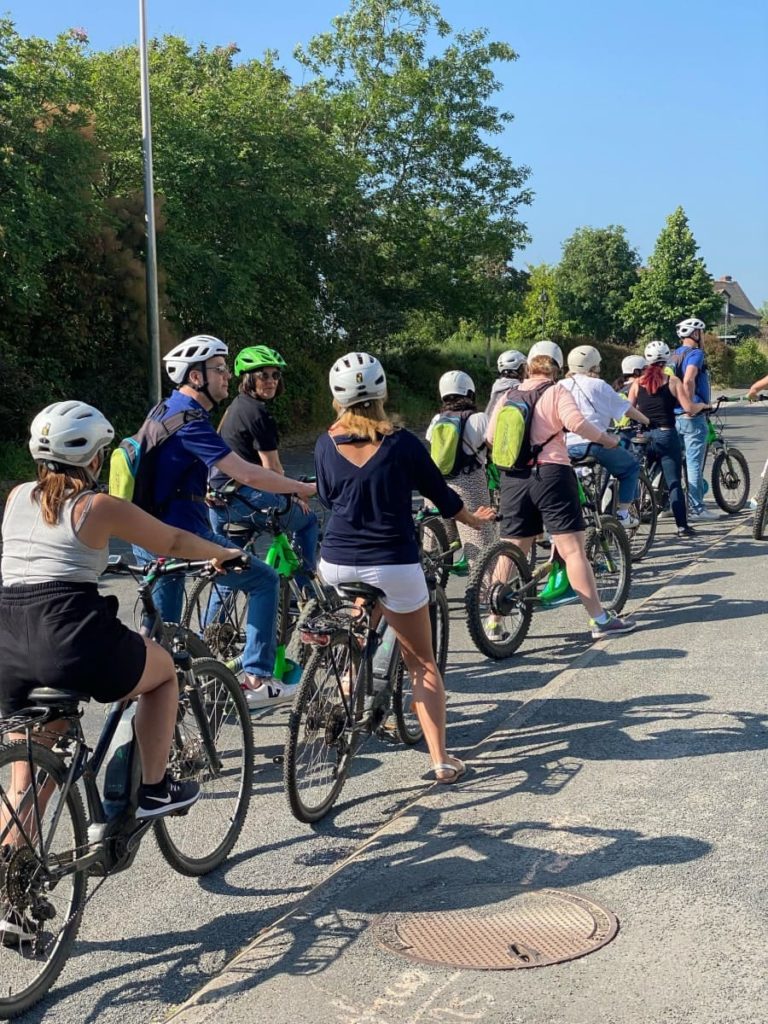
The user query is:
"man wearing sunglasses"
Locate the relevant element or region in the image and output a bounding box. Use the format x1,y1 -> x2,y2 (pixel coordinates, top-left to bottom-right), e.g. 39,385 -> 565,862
209,345 -> 320,599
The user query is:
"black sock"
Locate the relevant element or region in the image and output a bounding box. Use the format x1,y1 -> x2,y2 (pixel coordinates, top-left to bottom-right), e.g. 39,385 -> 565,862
140,775 -> 168,796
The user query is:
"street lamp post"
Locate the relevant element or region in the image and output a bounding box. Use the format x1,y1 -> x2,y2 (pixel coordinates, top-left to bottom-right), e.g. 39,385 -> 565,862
538,288 -> 549,334
139,0 -> 161,404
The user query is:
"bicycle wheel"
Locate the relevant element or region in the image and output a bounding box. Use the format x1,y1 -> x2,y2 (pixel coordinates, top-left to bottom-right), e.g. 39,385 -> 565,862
711,448 -> 750,513
419,517 -> 451,589
465,540 -> 533,659
0,741 -> 87,1019
284,637 -> 358,823
154,659 -> 253,876
751,473 -> 768,540
392,656 -> 423,745
627,470 -> 658,562
183,577 -> 248,663
586,517 -> 631,613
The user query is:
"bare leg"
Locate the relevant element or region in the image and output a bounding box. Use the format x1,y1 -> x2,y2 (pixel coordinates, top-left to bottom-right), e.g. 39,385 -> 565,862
1,722 -> 68,848
382,604 -> 461,780
550,530 -> 602,618
485,535 -> 536,627
125,639 -> 179,786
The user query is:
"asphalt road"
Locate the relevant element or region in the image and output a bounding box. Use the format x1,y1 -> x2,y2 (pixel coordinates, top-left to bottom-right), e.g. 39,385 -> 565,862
11,399 -> 768,1024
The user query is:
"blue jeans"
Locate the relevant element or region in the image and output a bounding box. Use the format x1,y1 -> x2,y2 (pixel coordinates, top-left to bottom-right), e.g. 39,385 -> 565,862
567,442 -> 640,505
676,415 -> 708,514
208,486 -> 319,589
133,530 -> 279,678
648,428 -> 687,528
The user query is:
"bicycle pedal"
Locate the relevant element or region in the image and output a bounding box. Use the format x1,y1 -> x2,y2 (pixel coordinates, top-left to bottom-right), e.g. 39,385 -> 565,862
375,723 -> 400,744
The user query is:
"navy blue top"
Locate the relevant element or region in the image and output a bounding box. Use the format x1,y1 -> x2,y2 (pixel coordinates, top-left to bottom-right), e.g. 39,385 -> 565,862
315,428 -> 464,566
153,391 -> 231,534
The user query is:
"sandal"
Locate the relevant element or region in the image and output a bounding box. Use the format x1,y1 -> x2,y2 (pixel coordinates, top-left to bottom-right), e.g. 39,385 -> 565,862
430,757 -> 467,785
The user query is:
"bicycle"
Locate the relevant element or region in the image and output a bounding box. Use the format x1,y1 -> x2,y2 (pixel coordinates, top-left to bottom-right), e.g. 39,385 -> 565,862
0,556 -> 253,1018
183,488 -> 337,679
283,538 -> 453,822
465,461 -> 631,660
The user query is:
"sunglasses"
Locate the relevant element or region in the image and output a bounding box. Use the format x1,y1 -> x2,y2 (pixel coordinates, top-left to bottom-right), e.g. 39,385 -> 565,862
254,369 -> 282,381
207,364 -> 231,376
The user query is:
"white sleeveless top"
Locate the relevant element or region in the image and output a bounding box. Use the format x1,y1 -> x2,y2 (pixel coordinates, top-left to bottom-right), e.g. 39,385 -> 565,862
1,483 -> 108,585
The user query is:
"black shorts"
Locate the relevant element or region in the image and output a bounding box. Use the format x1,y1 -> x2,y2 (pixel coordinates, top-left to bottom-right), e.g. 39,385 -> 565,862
0,583 -> 147,717
498,463 -> 585,538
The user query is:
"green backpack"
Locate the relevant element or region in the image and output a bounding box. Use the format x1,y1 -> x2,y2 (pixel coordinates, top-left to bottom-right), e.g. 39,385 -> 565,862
491,382 -> 557,471
429,411 -> 482,478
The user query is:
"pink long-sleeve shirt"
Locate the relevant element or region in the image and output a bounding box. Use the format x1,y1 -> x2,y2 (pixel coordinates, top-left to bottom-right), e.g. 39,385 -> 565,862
487,377 -> 606,467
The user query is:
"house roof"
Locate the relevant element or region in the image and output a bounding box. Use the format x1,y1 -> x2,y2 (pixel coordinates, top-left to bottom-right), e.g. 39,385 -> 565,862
714,276 -> 760,321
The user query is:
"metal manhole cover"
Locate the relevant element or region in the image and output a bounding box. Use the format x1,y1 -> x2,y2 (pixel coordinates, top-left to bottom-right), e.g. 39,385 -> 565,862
373,888 -> 618,970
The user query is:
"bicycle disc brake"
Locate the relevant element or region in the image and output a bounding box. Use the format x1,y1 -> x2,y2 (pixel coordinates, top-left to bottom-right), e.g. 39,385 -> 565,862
487,579 -> 522,617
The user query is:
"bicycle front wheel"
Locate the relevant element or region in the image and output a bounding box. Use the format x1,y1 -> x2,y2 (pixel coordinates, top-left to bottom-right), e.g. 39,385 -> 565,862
0,741 -> 87,1020
465,540 -> 533,659
586,517 -> 631,613
711,448 -> 750,513
154,659 -> 253,876
752,473 -> 768,540
183,577 -> 247,664
284,637 -> 358,823
419,517 -> 451,589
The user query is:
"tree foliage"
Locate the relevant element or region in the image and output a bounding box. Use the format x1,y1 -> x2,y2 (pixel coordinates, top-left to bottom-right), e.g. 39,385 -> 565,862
506,264 -> 568,345
554,225 -> 639,343
621,207 -> 722,344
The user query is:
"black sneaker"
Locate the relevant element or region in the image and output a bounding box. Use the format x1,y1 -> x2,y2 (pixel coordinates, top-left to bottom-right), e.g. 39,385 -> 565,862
677,526 -> 697,539
0,907 -> 37,947
136,776 -> 201,820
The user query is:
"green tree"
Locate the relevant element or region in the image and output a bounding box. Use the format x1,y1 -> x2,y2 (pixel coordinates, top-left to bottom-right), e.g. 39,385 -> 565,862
621,206 -> 722,343
554,225 -> 639,342
507,264 -> 568,345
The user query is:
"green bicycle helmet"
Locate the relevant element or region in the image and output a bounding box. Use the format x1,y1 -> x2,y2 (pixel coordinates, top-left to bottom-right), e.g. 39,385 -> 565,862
234,345 -> 287,376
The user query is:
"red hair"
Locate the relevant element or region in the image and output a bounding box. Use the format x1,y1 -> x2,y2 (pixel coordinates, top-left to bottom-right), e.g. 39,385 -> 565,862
637,364 -> 668,396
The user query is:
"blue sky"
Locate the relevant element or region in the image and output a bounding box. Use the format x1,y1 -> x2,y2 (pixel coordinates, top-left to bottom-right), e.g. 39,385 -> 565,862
10,0 -> 768,310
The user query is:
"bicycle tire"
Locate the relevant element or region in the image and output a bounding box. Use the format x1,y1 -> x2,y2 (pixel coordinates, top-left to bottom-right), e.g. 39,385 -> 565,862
0,741 -> 87,1019
419,517 -> 451,589
465,540 -> 533,659
182,577 -> 248,663
284,637 -> 357,823
392,656 -> 423,745
711,448 -> 750,513
586,517 -> 631,613
751,473 -> 768,540
627,470 -> 658,562
154,659 -> 253,876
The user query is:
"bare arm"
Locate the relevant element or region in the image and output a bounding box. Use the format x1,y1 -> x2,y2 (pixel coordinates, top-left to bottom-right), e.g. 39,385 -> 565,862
80,494 -> 239,561
258,449 -> 284,474
455,505 -> 496,530
669,376 -> 708,416
748,373 -> 768,399
683,363 -> 698,402
626,406 -> 650,427
214,452 -> 314,498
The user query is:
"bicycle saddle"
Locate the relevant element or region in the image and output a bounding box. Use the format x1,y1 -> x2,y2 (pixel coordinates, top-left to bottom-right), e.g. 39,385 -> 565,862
338,582 -> 386,602
27,688 -> 92,705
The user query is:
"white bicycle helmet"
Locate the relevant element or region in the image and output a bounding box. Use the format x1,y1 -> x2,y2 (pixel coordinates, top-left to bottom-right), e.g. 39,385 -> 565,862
497,349 -> 527,374
676,317 -> 706,339
29,401 -> 115,467
644,340 -> 671,364
329,352 -> 387,408
621,355 -> 647,376
163,335 -> 229,385
528,339 -> 564,369
567,345 -> 601,374
439,370 -> 475,398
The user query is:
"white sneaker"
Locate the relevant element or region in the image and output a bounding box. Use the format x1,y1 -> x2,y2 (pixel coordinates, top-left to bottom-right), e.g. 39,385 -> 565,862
690,507 -> 718,520
748,496 -> 758,511
242,678 -> 299,710
617,511 -> 640,529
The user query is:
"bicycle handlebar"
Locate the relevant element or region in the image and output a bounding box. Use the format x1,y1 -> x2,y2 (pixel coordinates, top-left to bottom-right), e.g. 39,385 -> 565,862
104,553 -> 250,578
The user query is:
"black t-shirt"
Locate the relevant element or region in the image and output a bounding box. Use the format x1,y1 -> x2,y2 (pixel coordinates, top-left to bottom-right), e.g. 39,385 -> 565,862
210,393 -> 278,486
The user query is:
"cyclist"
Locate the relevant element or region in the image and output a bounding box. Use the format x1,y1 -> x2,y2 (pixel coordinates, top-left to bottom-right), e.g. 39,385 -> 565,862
613,354 -> 648,395
485,350 -> 528,418
426,371 -> 497,570
315,352 -> 494,784
673,317 -> 715,520
209,345 -> 319,590
486,340 -> 636,639
627,341 -> 709,539
747,373 -> 768,401
562,345 -> 650,530
132,335 -> 315,709
0,400 -> 244,937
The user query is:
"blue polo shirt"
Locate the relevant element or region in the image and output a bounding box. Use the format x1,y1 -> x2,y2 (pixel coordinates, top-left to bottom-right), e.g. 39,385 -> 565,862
674,345 -> 710,410
315,428 -> 464,566
153,391 -> 231,534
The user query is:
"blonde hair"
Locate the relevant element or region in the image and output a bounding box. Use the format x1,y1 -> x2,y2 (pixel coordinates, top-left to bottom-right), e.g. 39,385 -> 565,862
332,399 -> 400,443
32,464 -> 93,525
527,355 -> 560,380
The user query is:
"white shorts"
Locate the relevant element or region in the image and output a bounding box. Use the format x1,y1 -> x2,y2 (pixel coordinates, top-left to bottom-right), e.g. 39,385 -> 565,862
319,560 -> 429,614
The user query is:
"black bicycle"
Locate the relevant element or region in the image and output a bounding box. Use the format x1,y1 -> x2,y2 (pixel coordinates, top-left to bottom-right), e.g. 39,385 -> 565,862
0,556 -> 253,1018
